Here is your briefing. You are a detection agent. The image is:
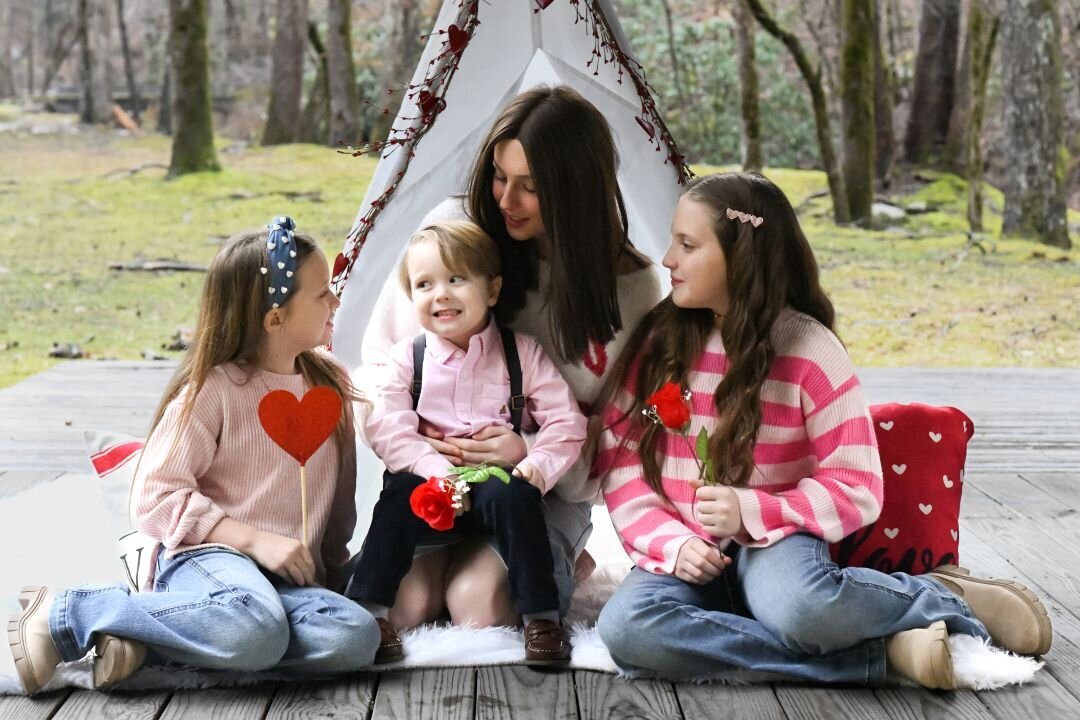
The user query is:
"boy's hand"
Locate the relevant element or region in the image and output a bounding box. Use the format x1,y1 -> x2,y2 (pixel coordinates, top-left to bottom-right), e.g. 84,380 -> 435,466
513,463 -> 547,494
445,425 -> 527,465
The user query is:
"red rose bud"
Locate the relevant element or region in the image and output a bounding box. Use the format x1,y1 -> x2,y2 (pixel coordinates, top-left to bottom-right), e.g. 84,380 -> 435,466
410,477 -> 456,531
646,382 -> 691,430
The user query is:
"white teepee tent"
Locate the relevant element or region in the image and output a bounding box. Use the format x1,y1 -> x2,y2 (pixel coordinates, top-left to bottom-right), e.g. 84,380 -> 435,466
331,0 -> 690,369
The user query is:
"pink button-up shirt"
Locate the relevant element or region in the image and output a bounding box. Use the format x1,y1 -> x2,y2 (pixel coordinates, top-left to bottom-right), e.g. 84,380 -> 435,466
365,320 -> 588,492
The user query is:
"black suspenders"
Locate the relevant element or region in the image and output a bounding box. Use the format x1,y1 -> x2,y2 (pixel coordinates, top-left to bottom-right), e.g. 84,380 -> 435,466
411,328 -> 526,434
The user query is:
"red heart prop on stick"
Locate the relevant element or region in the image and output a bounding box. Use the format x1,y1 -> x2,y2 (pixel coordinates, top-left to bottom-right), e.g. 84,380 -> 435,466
258,387 -> 342,465
332,252 -> 348,278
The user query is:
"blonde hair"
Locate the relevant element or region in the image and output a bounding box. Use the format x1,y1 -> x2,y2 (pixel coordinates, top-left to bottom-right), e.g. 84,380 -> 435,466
398,220 -> 501,297
146,229 -> 365,482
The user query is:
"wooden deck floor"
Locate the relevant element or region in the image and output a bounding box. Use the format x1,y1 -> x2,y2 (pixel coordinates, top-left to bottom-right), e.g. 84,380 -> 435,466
2,361 -> 1080,719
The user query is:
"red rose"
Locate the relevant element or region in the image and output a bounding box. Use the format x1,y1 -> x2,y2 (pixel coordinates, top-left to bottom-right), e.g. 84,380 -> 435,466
646,382 -> 691,430
410,477 -> 456,531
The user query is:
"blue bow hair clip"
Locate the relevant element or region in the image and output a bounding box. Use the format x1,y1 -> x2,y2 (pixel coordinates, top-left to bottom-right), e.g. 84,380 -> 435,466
262,216 -> 298,310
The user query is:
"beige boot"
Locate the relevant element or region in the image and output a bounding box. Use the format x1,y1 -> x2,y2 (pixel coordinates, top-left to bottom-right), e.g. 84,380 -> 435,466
927,565 -> 1052,656
885,620 -> 956,690
92,634 -> 147,690
7,586 -> 61,695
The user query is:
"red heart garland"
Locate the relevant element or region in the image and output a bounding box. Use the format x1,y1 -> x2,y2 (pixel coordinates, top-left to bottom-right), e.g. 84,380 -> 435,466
447,24 -> 469,54
583,340 -> 608,377
635,115 -> 655,139
332,252 -> 348,278
258,387 -> 342,465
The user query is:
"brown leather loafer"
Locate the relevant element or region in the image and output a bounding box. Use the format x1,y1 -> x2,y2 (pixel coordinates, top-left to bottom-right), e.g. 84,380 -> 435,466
928,564 -> 1053,656
7,586 -> 61,695
374,617 -> 404,664
524,619 -> 571,665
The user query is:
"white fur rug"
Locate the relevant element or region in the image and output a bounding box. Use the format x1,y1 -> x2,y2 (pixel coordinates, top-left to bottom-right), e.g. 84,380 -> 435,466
0,473 -> 1043,694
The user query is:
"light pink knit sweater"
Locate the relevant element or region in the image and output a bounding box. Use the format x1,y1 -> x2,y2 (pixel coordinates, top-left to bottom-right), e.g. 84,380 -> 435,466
134,363 -> 357,588
596,309 -> 883,575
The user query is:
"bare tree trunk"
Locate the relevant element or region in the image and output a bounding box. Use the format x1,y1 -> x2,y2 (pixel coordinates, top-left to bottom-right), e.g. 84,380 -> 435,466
371,0 -> 420,145
966,3 -> 998,233
115,0 -> 141,121
1000,0 -> 1069,248
158,56 -> 171,134
904,0 -> 960,164
735,0 -> 763,171
262,0 -> 308,145
326,0 -> 358,146
168,0 -> 220,176
299,21 -> 329,144
872,0 -> 894,186
0,2 -> 19,98
42,0 -> 77,96
745,0 -> 851,223
27,4 -> 36,97
841,0 -> 875,226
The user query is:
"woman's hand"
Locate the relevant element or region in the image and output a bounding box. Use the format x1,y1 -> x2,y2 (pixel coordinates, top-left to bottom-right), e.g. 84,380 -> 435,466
417,418 -> 465,465
444,425 -> 527,466
513,463 -> 547,494
693,480 -> 746,538
673,537 -> 730,585
248,531 -> 317,587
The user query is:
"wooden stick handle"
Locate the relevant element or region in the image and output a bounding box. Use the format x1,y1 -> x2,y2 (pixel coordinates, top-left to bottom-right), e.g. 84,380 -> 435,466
300,463 -> 308,548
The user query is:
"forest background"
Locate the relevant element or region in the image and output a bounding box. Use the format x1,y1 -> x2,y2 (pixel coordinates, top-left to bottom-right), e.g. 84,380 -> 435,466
0,0 -> 1077,388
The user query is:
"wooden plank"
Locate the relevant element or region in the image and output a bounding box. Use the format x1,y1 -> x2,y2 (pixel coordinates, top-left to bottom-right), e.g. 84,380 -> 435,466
475,666 -> 577,720
872,687 -> 995,720
157,684 -> 275,720
959,478 -> 1023,521
572,671 -> 681,720
966,475 -> 1070,520
0,691 -> 73,720
960,529 -> 1080,705
370,668 -> 474,720
773,686 -> 888,719
265,675 -> 377,719
1019,474 -> 1080,513
675,683 -> 786,720
0,470 -> 65,499
52,689 -> 172,720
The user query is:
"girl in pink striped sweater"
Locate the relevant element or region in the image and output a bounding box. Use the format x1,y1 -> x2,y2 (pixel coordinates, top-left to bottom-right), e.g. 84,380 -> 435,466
7,218 -> 381,696
594,174 -> 1050,689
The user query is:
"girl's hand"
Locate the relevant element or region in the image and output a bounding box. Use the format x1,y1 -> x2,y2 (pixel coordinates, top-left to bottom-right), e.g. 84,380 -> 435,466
674,537 -> 730,585
513,463 -> 547,494
418,418 -> 465,465
693,480 -> 746,538
445,425 -> 527,466
248,531 -> 317,587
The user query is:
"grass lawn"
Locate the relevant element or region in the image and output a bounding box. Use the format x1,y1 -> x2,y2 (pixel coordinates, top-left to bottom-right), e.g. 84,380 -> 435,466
1,115 -> 1077,388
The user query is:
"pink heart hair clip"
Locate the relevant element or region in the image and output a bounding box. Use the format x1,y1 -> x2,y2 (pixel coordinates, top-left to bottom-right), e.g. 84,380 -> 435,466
726,207 -> 764,228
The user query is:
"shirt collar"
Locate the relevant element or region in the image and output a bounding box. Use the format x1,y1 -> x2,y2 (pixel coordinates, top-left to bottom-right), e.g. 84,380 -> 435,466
425,318 -> 499,363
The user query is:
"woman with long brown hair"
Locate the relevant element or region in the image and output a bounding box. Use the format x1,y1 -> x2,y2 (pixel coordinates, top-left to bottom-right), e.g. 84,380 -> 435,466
594,172 -> 1050,688
360,85 -> 661,637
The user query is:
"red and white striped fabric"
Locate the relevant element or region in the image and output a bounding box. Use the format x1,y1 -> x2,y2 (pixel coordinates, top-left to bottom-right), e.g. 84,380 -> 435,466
595,309 -> 884,575
84,430 -> 154,592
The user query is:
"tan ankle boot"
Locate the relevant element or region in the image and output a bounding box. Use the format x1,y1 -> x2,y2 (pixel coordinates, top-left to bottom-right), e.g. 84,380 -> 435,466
886,620 -> 956,689
927,565 -> 1052,656
7,586 -> 61,695
92,634 -> 147,690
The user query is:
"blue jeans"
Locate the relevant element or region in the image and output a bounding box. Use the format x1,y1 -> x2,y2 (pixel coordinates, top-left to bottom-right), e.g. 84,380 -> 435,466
49,547 -> 380,675
597,533 -> 990,684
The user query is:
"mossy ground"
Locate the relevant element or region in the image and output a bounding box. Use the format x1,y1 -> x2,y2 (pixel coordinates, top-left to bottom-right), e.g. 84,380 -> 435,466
0,120 -> 1076,388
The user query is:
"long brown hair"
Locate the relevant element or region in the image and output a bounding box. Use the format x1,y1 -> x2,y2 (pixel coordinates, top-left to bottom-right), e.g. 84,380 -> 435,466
597,172 -> 836,499
147,230 -> 363,479
465,85 -> 647,363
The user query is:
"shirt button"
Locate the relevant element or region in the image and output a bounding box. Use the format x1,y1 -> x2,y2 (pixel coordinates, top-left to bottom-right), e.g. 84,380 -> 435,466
454,351 -> 464,359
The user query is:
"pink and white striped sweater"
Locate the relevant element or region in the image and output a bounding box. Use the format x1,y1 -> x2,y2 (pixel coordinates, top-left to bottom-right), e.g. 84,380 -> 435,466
596,309 -> 883,575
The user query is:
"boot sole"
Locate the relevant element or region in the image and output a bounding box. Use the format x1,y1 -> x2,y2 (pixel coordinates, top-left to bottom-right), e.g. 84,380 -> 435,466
933,565 -> 1053,655
93,634 -> 146,690
7,586 -> 50,695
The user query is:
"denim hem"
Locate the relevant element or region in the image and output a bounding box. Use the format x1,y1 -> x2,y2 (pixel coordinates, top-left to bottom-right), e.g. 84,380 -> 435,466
49,590 -> 83,663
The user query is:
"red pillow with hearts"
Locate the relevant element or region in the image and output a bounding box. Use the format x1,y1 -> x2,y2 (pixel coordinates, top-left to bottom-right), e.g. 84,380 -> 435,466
830,403 -> 973,575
